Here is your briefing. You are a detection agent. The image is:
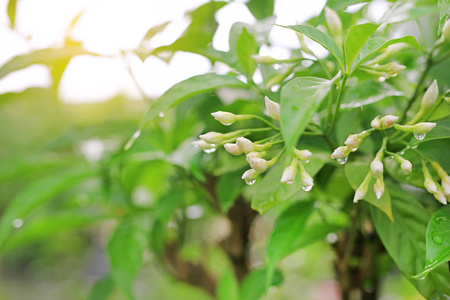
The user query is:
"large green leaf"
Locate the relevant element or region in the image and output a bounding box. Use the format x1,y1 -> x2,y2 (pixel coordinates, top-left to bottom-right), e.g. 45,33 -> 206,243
438,0 -> 450,35
413,206 -> 450,279
352,35 -> 424,72
2,210 -> 108,253
0,46 -> 93,80
246,0 -> 274,20
236,27 -> 257,77
265,201 -> 315,285
107,216 -> 151,300
216,269 -> 240,300
345,160 -> 393,221
0,170 -> 92,249
240,268 -> 283,300
141,74 -> 246,127
281,25 -> 345,70
344,23 -> 379,72
280,76 -> 333,151
371,183 -> 450,300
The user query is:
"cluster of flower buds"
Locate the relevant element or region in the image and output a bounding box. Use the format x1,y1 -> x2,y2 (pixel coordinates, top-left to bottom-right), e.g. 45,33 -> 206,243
363,62 -> 406,80
367,43 -> 407,65
330,130 -> 372,164
280,148 -> 314,191
423,161 -> 448,205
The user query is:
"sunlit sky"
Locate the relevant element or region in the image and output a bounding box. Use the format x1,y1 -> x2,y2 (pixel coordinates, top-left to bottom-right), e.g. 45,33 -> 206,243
0,0 -> 374,103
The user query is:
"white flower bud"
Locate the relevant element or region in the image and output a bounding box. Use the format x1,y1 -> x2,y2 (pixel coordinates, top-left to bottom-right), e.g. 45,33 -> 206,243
353,173 -> 372,203
301,172 -> 314,190
192,140 -> 215,150
421,80 -> 438,110
264,96 -> 280,121
199,132 -> 225,144
249,158 -> 270,173
380,115 -> 399,129
246,151 -> 262,163
424,178 -> 438,194
294,149 -> 313,161
331,146 -> 350,159
370,159 -> 384,178
394,122 -> 436,134
236,137 -> 255,153
400,160 -> 413,175
281,165 -> 296,184
374,177 -> 385,199
441,176 -> 450,197
242,169 -> 259,184
324,7 -> 342,37
211,111 -> 238,126
345,134 -> 362,151
224,143 -> 243,155
434,190 -> 448,205
384,43 -> 407,57
371,116 -> 382,129
384,61 -> 406,76
443,19 -> 450,41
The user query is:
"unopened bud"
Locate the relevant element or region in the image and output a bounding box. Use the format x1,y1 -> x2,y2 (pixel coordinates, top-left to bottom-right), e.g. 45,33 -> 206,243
374,177 -> 385,199
443,19 -> 450,41
370,159 -> 384,178
294,149 -> 312,161
345,134 -> 362,151
211,111 -> 238,126
431,161 -> 450,196
324,7 -> 342,37
394,122 -> 436,134
249,157 -> 269,173
384,61 -> 406,76
421,80 -> 439,110
384,43 -> 407,57
251,55 -> 278,64
236,137 -> 255,153
381,115 -> 399,129
246,151 -> 263,163
242,169 -> 259,184
434,188 -> 448,205
281,165 -> 296,184
401,160 -> 413,175
265,96 -> 280,121
354,173 -> 372,203
199,132 -> 226,144
371,116 -> 382,129
224,143 -> 243,155
301,172 -> 314,191
424,177 -> 438,193
331,146 -> 350,159
193,140 -> 215,150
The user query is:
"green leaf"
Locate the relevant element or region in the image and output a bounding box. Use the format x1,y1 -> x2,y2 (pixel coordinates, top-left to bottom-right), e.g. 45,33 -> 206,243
216,269 -> 240,300
352,35 -> 425,72
107,216 -> 151,300
246,0 -> 274,20
240,268 -> 283,300
216,171 -> 244,212
0,46 -> 93,80
325,0 -> 368,11
281,25 -> 344,70
2,210 -> 108,253
141,74 -> 246,127
280,76 -> 333,151
88,274 -> 115,300
344,23 -> 379,72
438,0 -> 450,35
0,170 -> 92,249
371,183 -> 450,299
7,0 -> 17,28
345,160 -> 393,221
266,201 -> 315,285
413,206 -> 450,279
236,27 -> 257,77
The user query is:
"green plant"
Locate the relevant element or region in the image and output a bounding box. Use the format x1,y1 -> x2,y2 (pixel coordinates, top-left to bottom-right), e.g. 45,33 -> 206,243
1,0 -> 450,299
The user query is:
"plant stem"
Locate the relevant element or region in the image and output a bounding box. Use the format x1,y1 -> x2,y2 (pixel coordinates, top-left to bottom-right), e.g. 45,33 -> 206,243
327,75 -> 348,136
246,115 -> 280,131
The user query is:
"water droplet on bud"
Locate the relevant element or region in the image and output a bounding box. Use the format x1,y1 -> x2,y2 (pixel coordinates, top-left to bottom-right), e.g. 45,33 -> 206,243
400,151 -> 405,155
412,145 -> 418,149
413,133 -> 426,140
158,112 -> 165,117
204,148 -> 216,153
378,76 -> 386,82
286,180 -> 293,184
302,185 -> 313,192
304,160 -> 310,163
12,219 -> 23,228
337,157 -> 348,165
246,179 -> 256,186
390,156 -> 394,159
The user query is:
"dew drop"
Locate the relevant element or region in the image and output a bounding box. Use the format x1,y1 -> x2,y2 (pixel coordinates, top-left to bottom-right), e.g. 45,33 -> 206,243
431,230 -> 443,245
392,73 -> 398,77
350,148 -> 357,152
337,157 -> 348,165
400,151 -> 405,155
403,170 -> 409,175
418,276 -> 426,280
304,160 -> 310,163
378,76 -> 386,82
390,156 -> 394,159
302,185 -> 313,192
12,219 -> 23,228
413,133 -> 426,140
436,216 -> 449,224
412,145 -> 418,149
158,112 -> 165,118
203,148 -> 216,154
246,179 -> 256,186
286,180 -> 293,184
